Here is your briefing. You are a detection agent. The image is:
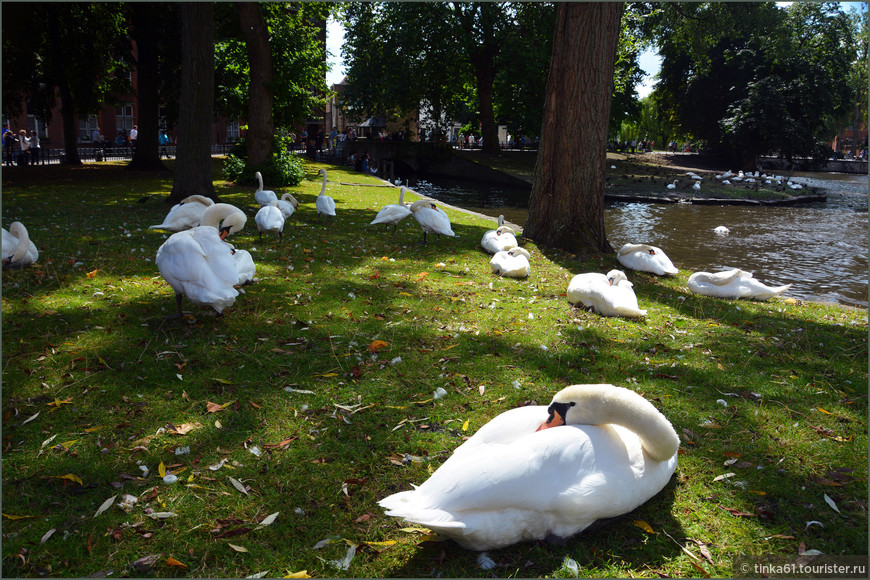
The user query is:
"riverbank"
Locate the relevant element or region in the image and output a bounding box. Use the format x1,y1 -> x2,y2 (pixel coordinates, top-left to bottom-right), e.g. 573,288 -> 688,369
455,149 -> 831,205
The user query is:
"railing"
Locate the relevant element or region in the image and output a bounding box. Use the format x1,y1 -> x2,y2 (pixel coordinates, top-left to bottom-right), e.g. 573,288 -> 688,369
10,144 -> 238,165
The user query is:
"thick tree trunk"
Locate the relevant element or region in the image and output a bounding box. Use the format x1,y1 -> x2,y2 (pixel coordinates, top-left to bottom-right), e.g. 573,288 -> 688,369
524,2 -> 623,255
170,3 -> 216,202
238,2 -> 274,167
471,50 -> 500,156
46,6 -> 82,165
127,3 -> 167,172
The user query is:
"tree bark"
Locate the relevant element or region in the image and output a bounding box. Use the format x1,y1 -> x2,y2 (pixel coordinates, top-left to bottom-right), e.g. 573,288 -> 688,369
170,2 -> 216,202
238,2 -> 274,167
46,6 -> 82,165
524,2 -> 623,255
127,3 -> 167,172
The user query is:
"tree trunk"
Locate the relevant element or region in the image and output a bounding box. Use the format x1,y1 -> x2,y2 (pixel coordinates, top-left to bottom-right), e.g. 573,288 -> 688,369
524,2 -> 623,255
46,6 -> 82,165
238,2 -> 274,167
127,3 -> 167,172
470,49 -> 500,155
170,2 -> 216,202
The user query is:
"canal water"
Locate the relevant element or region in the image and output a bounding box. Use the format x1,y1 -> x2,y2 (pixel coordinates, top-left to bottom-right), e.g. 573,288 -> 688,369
396,170 -> 868,308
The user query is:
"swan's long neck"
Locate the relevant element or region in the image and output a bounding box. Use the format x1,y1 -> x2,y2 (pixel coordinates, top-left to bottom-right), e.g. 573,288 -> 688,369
256,172 -> 264,192
556,384 -> 679,461
8,223 -> 30,263
201,203 -> 243,231
397,187 -> 405,204
319,172 -> 327,197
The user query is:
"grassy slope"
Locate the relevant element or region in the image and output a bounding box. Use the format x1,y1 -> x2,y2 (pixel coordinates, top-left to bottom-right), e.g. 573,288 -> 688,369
1,159 -> 866,578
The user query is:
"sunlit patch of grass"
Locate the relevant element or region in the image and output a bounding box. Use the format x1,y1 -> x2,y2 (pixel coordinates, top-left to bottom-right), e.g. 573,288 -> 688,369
2,159 -> 866,578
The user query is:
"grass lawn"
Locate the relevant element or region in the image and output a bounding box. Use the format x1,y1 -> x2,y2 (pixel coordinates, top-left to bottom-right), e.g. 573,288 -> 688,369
2,158 -> 867,578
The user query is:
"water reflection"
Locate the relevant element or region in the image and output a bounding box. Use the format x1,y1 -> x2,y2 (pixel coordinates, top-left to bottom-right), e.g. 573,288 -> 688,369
399,172 -> 868,308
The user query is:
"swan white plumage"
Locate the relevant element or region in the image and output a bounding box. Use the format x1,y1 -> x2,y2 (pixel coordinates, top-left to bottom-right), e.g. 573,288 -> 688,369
666,180 -> 677,190
149,195 -> 215,232
692,182 -> 701,192
2,221 -> 39,268
370,187 -> 412,233
155,203 -> 247,317
616,243 -> 678,276
566,269 -> 647,318
255,201 -> 285,242
481,215 -> 519,254
315,169 -> 336,219
229,245 -> 256,285
490,246 -> 531,278
714,225 -> 730,235
688,269 -> 792,301
254,171 -> 278,207
410,199 -> 455,242
379,383 -> 679,550
276,193 -> 299,220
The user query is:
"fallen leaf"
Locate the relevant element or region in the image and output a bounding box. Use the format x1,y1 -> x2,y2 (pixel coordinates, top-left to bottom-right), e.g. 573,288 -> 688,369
86,269 -> 98,278
363,540 -> 396,547
207,401 -> 234,413
713,472 -> 735,482
258,512 -> 279,527
2,513 -> 38,520
228,476 -> 249,495
228,543 -> 249,553
166,422 -> 202,435
284,571 -> 311,578
147,512 -> 176,519
166,557 -> 187,568
823,493 -> 840,513
368,340 -> 389,352
59,473 -> 83,485
94,495 -> 118,518
158,461 -> 166,478
462,419 -> 470,431
22,411 -> 40,425
40,528 -> 56,544
633,519 -> 656,534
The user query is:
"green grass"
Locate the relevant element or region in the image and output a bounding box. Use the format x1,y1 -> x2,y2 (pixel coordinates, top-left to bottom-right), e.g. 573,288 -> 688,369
2,159 -> 866,578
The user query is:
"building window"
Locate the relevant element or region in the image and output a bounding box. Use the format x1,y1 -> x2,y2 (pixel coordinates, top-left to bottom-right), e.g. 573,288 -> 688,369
116,102 -> 135,134
79,116 -> 101,142
227,121 -> 241,142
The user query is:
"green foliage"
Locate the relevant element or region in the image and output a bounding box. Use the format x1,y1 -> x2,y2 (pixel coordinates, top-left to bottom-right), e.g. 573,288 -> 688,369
214,2 -> 330,130
649,2 -> 857,165
223,134 -> 305,186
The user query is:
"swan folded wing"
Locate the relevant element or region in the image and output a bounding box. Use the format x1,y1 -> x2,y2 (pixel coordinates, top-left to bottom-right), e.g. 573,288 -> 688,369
156,231 -> 239,310
371,205 -> 411,225
381,424 -> 675,550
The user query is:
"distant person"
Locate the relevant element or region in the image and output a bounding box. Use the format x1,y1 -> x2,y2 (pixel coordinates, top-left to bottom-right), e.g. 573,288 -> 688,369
129,124 -> 138,149
29,130 -> 40,165
4,129 -> 16,166
17,129 -> 29,165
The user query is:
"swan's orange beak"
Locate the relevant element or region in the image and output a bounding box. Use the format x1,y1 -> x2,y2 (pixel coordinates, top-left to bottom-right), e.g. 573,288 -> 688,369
536,408 -> 566,431
219,226 -> 231,240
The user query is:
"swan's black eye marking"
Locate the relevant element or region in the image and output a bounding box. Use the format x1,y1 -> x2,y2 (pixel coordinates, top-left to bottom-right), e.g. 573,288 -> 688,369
569,402 -> 576,407
648,249 -> 656,255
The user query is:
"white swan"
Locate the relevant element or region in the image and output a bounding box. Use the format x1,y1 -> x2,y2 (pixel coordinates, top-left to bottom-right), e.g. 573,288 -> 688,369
480,215 -> 519,254
410,199 -> 455,243
379,384 -> 679,551
315,169 -> 336,219
688,269 -> 792,301
713,225 -> 730,235
567,269 -> 647,318
254,171 -> 278,207
666,180 -> 677,190
276,193 -> 299,220
370,187 -> 412,233
255,201 -> 285,242
149,195 -> 215,232
155,203 -> 247,317
692,182 -> 701,192
490,246 -> 531,279
616,243 -> 678,276
2,221 -> 39,268
229,245 -> 256,285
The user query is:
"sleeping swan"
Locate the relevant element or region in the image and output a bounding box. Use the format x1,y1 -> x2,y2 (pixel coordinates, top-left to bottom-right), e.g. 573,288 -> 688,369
688,269 -> 791,301
490,246 -> 531,278
379,384 -> 679,550
2,221 -> 39,268
616,243 -> 678,276
567,269 -> 647,318
155,203 -> 247,318
480,215 -> 519,254
149,195 -> 214,232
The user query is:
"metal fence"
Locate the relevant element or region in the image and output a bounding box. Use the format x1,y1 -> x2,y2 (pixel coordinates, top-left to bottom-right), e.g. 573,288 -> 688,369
5,144 -> 237,166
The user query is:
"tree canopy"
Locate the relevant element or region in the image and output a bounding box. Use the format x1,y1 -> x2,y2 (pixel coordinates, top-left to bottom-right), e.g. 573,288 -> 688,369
648,1 -> 857,166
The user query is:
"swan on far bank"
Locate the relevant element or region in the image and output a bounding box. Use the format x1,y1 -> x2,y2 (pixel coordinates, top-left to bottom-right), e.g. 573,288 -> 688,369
379,383 -> 679,550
